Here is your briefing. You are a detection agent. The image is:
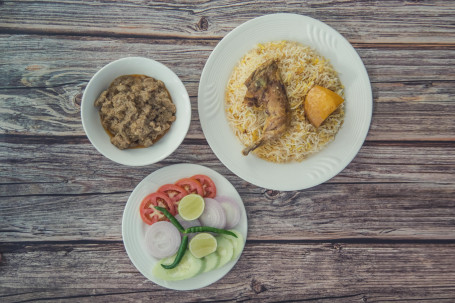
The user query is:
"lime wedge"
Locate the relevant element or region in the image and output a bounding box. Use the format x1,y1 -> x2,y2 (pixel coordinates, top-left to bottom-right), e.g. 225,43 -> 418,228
178,194 -> 205,221
189,233 -> 217,259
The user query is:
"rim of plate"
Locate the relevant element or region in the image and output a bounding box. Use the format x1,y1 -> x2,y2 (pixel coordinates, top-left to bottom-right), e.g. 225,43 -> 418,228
198,13 -> 372,191
121,163 -> 248,290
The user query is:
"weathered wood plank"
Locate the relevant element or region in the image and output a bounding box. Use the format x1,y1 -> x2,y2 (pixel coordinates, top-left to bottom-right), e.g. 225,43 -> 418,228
1,0 -> 454,44
2,35 -> 455,90
1,35 -> 454,141
1,242 -> 454,302
1,161 -> 454,242
1,141 -> 454,194
2,81 -> 455,141
0,36 -> 212,88
1,1 -> 454,302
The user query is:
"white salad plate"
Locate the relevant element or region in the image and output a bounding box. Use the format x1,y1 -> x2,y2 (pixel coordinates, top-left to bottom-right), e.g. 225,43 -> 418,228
122,163 -> 248,290
198,13 -> 373,191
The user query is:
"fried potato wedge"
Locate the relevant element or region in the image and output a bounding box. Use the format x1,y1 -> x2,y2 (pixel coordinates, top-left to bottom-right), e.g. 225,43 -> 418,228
304,85 -> 344,128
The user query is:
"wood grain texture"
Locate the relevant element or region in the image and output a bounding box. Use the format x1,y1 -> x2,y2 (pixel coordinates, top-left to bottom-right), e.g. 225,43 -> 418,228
1,140 -> 454,242
3,81 -> 455,140
1,182 -> 454,242
1,242 -> 455,302
1,183 -> 455,242
1,141 -> 454,193
2,0 -> 455,301
1,35 -> 454,141
2,35 -> 455,88
1,0 -> 455,44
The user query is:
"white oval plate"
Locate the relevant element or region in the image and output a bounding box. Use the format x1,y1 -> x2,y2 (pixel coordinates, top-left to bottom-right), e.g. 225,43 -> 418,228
122,164 -> 248,290
198,14 -> 372,191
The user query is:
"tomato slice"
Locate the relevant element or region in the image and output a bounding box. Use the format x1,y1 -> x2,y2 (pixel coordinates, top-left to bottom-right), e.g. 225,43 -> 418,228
139,192 -> 176,225
157,184 -> 188,206
175,178 -> 204,196
191,174 -> 216,198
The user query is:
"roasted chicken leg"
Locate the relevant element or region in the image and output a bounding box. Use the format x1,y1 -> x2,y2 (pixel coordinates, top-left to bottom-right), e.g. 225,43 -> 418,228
242,60 -> 290,156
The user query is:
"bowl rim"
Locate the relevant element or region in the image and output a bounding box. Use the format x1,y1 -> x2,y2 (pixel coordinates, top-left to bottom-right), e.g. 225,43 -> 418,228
81,56 -> 191,166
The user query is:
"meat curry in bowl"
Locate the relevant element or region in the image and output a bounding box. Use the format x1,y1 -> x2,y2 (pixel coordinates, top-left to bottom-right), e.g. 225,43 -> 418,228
81,57 -> 191,166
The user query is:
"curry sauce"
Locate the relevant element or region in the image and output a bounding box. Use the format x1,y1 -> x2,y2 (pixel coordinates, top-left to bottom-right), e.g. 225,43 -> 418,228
95,74 -> 176,150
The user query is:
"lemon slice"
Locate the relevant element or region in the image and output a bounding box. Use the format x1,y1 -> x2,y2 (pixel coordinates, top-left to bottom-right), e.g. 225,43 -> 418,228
178,194 -> 205,221
189,233 -> 217,258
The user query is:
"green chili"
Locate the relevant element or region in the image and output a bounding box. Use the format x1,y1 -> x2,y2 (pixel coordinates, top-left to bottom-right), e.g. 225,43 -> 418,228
154,206 -> 185,233
184,226 -> 238,238
161,235 -> 188,269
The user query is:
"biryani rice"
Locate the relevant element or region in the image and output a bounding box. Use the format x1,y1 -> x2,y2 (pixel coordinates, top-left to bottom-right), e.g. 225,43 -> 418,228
225,40 -> 344,163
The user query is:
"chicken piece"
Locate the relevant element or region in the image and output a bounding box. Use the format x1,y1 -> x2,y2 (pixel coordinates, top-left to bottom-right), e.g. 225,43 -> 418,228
242,59 -> 290,156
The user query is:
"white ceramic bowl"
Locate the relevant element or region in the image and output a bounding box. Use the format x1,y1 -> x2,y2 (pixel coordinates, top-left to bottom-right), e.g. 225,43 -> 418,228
81,57 -> 191,166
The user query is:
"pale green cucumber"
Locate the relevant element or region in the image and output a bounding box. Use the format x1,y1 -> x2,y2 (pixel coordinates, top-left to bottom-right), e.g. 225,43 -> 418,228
153,249 -> 203,281
221,230 -> 244,260
215,236 -> 234,268
202,251 -> 220,273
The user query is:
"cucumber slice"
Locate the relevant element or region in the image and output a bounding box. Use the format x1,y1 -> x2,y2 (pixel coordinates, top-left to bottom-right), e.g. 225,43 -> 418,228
202,251 -> 220,273
222,230 -> 244,260
153,249 -> 203,281
197,257 -> 206,275
215,236 -> 234,268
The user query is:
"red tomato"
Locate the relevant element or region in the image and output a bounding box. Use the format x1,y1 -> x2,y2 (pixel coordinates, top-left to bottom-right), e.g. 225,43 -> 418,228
175,178 -> 204,196
157,184 -> 188,206
139,192 -> 176,225
191,174 -> 216,198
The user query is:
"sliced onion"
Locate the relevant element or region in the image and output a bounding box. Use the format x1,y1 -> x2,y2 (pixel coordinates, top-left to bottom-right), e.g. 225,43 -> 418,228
199,198 -> 226,229
175,214 -> 200,239
144,221 -> 181,259
217,196 -> 241,229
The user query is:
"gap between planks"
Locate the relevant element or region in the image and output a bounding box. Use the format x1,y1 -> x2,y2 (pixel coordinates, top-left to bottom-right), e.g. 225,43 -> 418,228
1,28 -> 455,50
2,238 -> 455,251
1,134 -> 455,146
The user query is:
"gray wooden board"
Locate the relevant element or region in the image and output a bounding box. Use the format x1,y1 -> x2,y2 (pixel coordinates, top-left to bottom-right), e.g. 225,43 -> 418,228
0,242 -> 455,302
1,35 -> 454,141
1,0 -> 455,43
1,141 -> 454,189
1,0 -> 455,301
1,144 -> 454,241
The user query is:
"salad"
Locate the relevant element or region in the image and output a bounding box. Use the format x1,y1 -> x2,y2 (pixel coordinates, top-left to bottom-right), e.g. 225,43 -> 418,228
139,174 -> 244,281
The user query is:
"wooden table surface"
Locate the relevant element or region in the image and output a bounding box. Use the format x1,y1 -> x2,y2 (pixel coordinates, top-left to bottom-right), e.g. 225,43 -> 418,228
1,1 -> 455,302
